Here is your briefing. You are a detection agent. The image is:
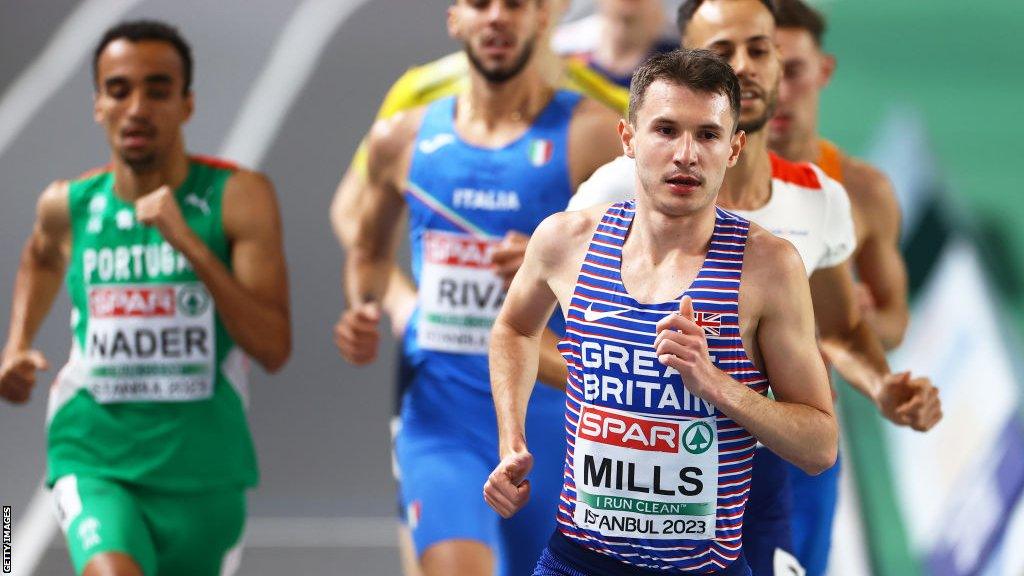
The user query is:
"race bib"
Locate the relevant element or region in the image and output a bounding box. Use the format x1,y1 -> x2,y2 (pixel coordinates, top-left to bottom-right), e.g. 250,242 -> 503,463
417,230 -> 504,354
572,404 -> 719,540
80,283 -> 216,403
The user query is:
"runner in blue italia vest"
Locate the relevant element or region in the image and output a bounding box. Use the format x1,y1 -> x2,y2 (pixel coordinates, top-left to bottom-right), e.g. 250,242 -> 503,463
484,50 -> 837,576
335,2 -> 623,575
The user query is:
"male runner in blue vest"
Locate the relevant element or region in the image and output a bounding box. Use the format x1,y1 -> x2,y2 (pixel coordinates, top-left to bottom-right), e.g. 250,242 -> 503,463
337,1 -> 623,575
485,48 -> 837,576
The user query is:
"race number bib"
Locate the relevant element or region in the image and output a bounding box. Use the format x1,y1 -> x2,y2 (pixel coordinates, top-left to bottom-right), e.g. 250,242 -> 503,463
417,230 -> 503,354
572,404 -> 718,540
81,283 -> 216,403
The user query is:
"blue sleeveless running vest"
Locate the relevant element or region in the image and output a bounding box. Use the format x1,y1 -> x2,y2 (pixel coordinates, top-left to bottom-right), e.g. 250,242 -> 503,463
404,90 -> 581,392
555,202 -> 768,572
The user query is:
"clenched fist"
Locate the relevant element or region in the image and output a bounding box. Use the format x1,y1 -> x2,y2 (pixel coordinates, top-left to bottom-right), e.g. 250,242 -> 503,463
654,296 -> 724,401
484,448 -> 534,518
334,302 -> 381,365
0,349 -> 49,404
875,371 -> 942,432
136,185 -> 194,248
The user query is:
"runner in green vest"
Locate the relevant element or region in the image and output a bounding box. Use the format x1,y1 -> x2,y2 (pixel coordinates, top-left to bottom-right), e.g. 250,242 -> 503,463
0,21 -> 291,576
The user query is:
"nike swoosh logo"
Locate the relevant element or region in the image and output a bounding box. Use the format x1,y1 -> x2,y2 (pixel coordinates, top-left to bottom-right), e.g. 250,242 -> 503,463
582,304 -> 629,322
418,134 -> 455,154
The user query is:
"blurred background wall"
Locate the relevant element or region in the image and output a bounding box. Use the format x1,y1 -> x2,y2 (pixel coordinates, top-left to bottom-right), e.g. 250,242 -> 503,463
0,1 -> 1020,574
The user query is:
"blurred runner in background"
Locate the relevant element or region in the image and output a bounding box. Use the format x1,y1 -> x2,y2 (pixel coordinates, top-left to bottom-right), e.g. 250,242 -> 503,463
335,1 -> 623,574
767,1 -> 914,572
0,20 -> 290,576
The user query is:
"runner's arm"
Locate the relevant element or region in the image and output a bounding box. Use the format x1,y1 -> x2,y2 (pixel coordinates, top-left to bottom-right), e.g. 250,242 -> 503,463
662,235 -> 837,475
848,164 -> 909,349
491,215 -> 567,457
330,63 -> 431,336
329,159 -> 417,335
810,262 -> 891,399
141,170 -> 292,372
3,182 -> 70,356
1,182 -> 69,402
343,116 -> 413,311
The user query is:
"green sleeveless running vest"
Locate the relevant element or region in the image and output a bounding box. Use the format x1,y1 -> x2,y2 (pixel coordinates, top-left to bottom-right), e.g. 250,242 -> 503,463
47,157 -> 258,491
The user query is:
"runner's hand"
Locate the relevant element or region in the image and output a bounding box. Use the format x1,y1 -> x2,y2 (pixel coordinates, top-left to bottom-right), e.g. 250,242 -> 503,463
484,449 -> 533,518
0,349 -> 49,404
491,231 -> 529,291
875,371 -> 942,432
334,302 -> 381,365
654,296 -> 723,401
136,185 -> 195,248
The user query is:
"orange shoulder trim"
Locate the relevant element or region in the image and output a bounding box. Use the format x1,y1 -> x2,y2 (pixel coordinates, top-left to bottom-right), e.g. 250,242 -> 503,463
815,139 -> 844,183
769,152 -> 822,189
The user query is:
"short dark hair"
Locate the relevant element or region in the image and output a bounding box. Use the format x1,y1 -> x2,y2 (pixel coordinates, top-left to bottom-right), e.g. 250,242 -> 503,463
774,0 -> 826,45
93,20 -> 193,93
628,49 -> 741,130
677,0 -> 777,39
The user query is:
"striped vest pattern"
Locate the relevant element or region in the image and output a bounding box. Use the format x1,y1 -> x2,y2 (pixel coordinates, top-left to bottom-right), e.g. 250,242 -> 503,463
555,201 -> 769,572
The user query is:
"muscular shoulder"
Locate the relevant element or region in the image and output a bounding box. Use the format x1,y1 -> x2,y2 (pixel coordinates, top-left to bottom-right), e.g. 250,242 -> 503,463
38,180 -> 71,232
531,207 -> 604,270
839,156 -> 899,226
742,223 -> 808,309
365,107 -> 427,179
224,169 -> 274,200
223,169 -> 281,239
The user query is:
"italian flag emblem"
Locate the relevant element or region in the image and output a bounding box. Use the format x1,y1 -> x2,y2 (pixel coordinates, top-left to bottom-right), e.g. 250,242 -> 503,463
529,139 -> 553,167
407,500 -> 422,530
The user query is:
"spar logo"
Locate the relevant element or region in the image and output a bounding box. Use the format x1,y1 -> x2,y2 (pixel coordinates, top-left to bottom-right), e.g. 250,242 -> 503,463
423,231 -> 494,269
89,287 -> 175,318
578,405 -> 681,453
683,421 -> 714,455
178,285 -> 211,317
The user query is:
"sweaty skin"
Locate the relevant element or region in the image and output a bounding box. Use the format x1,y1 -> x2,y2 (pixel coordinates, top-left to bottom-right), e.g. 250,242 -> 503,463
485,79 -> 837,520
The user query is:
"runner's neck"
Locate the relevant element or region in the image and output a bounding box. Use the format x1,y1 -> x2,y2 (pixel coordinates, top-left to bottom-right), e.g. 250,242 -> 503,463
718,130 -> 772,211
628,196 -> 717,266
457,66 -> 554,147
771,125 -> 820,164
110,143 -> 190,203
